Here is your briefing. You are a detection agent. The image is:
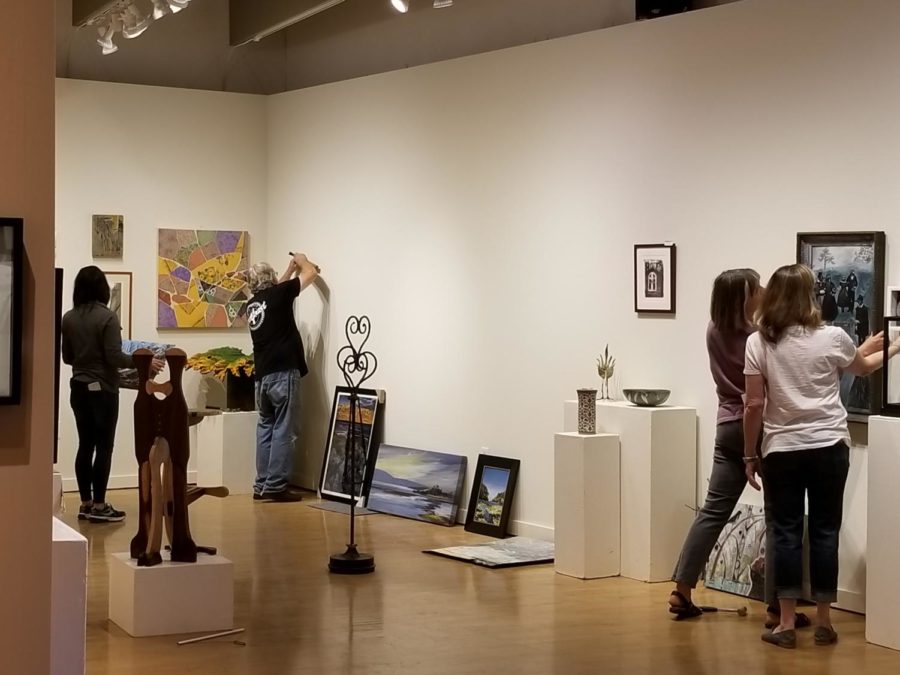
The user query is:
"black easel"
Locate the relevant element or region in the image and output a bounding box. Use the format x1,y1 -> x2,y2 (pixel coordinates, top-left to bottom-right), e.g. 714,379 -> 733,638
329,315 -> 378,575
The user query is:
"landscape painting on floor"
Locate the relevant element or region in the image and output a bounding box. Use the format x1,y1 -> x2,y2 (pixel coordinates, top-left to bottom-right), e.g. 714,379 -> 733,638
366,445 -> 467,526
92,214 -> 124,258
704,503 -> 766,601
157,228 -> 251,329
319,387 -> 381,504
464,454 -> 520,538
798,231 -> 885,417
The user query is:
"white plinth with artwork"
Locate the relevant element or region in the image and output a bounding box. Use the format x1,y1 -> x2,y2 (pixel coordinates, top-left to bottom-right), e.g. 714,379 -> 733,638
564,400 -> 697,582
554,432 -> 620,579
195,410 -> 257,494
866,415 -> 900,650
52,517 -> 87,675
108,552 -> 234,637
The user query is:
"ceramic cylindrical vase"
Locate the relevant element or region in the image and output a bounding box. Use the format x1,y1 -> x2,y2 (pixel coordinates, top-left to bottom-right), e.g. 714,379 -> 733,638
577,388 -> 597,434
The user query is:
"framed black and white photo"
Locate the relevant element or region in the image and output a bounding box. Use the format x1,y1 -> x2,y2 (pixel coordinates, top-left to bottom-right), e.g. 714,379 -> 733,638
634,244 -> 676,314
798,231 -> 885,418
319,386 -> 382,504
0,218 -> 23,405
464,454 -> 520,538
103,271 -> 133,340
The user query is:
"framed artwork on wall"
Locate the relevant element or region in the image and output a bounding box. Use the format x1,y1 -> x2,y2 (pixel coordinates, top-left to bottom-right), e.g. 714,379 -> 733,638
797,231 -> 885,418
634,244 -> 676,314
464,454 -> 520,538
92,214 -> 124,258
0,218 -> 23,405
103,271 -> 133,340
319,386 -> 382,504
366,444 -> 467,526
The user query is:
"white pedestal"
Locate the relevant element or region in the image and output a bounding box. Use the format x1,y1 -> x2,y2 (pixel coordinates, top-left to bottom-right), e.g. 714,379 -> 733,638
554,432 -> 620,579
866,416 -> 900,649
196,411 -> 257,494
108,552 -> 234,637
52,471 -> 63,515
565,400 -> 697,582
52,517 -> 87,675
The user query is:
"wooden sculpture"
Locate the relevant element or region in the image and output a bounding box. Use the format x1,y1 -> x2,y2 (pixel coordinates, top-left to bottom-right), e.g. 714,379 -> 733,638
130,348 -> 197,567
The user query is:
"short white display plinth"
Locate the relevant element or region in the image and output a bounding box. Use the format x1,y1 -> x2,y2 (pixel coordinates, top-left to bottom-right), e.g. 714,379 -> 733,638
52,517 -> 87,675
564,400 -> 697,582
196,411 -> 257,494
554,432 -> 620,579
866,416 -> 900,650
108,552 -> 234,637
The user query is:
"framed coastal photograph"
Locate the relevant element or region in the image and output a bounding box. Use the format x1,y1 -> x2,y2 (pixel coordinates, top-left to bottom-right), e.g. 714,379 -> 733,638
319,387 -> 381,504
797,231 -> 885,418
634,244 -> 676,314
366,444 -> 467,527
0,218 -> 23,405
464,454 -> 520,538
103,271 -> 133,340
92,214 -> 124,258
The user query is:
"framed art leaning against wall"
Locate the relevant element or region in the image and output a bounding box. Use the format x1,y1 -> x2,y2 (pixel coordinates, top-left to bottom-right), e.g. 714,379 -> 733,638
0,218 -> 23,405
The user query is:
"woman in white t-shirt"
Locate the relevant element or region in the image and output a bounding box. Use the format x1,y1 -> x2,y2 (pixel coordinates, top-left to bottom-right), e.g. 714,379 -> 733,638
743,263 -> 899,649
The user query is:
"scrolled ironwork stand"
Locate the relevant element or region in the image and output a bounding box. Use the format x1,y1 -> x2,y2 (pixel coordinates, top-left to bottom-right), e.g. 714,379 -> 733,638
329,315 -> 378,575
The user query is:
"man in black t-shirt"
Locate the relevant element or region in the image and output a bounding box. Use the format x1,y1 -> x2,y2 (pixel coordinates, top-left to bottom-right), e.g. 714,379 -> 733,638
247,252 -> 320,502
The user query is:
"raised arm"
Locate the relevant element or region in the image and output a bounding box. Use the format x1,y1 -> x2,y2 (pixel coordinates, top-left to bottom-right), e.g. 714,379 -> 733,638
292,252 -> 320,290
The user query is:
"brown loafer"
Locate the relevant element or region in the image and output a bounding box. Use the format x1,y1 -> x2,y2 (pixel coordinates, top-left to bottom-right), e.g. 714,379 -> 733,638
814,626 -> 838,645
762,629 -> 796,649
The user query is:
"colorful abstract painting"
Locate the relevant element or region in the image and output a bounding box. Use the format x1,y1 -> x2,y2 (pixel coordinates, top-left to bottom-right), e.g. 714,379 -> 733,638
704,503 -> 766,601
157,229 -> 250,329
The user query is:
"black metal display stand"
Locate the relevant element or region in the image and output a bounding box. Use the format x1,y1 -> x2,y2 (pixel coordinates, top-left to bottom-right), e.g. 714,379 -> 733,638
329,315 -> 378,575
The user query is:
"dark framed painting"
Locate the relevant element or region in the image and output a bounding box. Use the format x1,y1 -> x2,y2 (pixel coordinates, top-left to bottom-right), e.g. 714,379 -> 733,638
366,444 -> 467,526
0,218 -> 23,406
464,454 -> 520,538
634,244 -> 676,314
319,386 -> 382,504
103,271 -> 133,339
797,231 -> 885,418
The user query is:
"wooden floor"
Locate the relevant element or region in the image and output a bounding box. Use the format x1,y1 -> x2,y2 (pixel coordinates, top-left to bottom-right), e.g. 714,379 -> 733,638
62,490 -> 900,675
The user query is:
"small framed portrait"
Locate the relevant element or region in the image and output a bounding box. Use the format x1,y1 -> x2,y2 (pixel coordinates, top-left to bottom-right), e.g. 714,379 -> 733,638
103,271 -> 133,340
634,244 -> 676,314
464,454 -> 520,538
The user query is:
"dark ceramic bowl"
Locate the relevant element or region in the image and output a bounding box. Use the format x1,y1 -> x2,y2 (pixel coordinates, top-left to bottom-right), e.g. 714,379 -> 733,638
622,389 -> 671,407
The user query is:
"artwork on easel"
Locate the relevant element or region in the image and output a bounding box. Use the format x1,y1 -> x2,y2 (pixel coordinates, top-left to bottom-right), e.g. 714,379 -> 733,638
704,503 -> 766,601
319,387 -> 381,504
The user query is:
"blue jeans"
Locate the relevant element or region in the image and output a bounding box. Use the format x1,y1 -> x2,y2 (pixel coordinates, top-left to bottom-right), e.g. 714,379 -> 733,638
254,370 -> 301,494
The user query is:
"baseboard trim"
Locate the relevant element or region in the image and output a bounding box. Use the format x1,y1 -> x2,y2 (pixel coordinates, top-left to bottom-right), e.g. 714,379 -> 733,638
62,471 -> 199,493
835,588 -> 866,615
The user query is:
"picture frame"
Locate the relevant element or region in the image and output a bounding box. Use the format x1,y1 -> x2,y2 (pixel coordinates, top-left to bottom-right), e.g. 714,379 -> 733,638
103,271 -> 133,340
92,214 -> 124,258
464,454 -> 520,538
634,244 -> 676,314
319,386 -> 382,504
797,231 -> 885,419
0,218 -> 23,406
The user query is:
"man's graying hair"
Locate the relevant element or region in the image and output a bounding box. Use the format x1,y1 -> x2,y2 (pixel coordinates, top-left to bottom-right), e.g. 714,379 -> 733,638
248,262 -> 278,293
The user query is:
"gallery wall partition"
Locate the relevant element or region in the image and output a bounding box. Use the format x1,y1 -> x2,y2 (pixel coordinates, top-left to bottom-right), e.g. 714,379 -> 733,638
55,79 -> 268,490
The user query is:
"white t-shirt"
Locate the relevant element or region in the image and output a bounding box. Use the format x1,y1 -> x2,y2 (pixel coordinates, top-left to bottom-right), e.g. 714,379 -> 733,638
744,325 -> 856,456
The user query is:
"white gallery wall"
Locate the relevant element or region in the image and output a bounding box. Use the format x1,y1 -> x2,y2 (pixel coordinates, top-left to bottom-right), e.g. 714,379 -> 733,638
266,0 -> 900,593
55,79 -> 267,490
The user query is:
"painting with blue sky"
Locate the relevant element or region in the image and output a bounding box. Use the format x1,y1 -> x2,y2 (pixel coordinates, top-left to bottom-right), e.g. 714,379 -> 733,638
474,466 -> 511,526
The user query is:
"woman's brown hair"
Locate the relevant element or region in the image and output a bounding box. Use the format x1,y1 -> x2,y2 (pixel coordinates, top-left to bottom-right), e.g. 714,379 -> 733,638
757,263 -> 822,343
710,268 -> 761,333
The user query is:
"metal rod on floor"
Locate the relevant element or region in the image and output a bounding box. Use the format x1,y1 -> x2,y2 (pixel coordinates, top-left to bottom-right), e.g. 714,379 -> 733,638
177,628 -> 245,646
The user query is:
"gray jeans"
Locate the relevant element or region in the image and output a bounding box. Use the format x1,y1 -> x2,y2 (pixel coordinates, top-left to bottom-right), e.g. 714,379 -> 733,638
672,420 -> 776,608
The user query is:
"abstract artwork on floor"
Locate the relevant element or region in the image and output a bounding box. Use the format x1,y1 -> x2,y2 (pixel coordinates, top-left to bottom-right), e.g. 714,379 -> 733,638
704,503 -> 766,601
157,228 -> 250,329
319,387 -> 381,504
424,537 -> 554,568
797,231 -> 885,417
366,445 -> 467,526
92,215 -> 124,258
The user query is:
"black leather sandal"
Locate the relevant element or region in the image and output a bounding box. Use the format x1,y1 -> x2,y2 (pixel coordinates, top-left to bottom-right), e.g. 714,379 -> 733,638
764,606 -> 811,630
668,591 -> 703,620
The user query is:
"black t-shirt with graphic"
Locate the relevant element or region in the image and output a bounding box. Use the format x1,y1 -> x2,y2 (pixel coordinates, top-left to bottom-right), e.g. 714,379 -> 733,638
248,278 -> 308,379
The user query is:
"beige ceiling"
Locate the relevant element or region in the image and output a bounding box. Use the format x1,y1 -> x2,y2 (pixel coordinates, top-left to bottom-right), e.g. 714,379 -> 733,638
57,0 -> 738,95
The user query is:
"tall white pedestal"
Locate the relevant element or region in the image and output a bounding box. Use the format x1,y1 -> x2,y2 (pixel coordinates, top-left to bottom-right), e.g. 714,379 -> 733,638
554,432 -> 620,579
565,400 -> 697,582
51,517 -> 87,675
108,552 -> 234,637
196,410 -> 257,494
866,416 -> 900,649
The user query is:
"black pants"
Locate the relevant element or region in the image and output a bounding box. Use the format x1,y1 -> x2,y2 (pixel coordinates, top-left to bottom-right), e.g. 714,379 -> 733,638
763,441 -> 850,603
70,380 -> 119,504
